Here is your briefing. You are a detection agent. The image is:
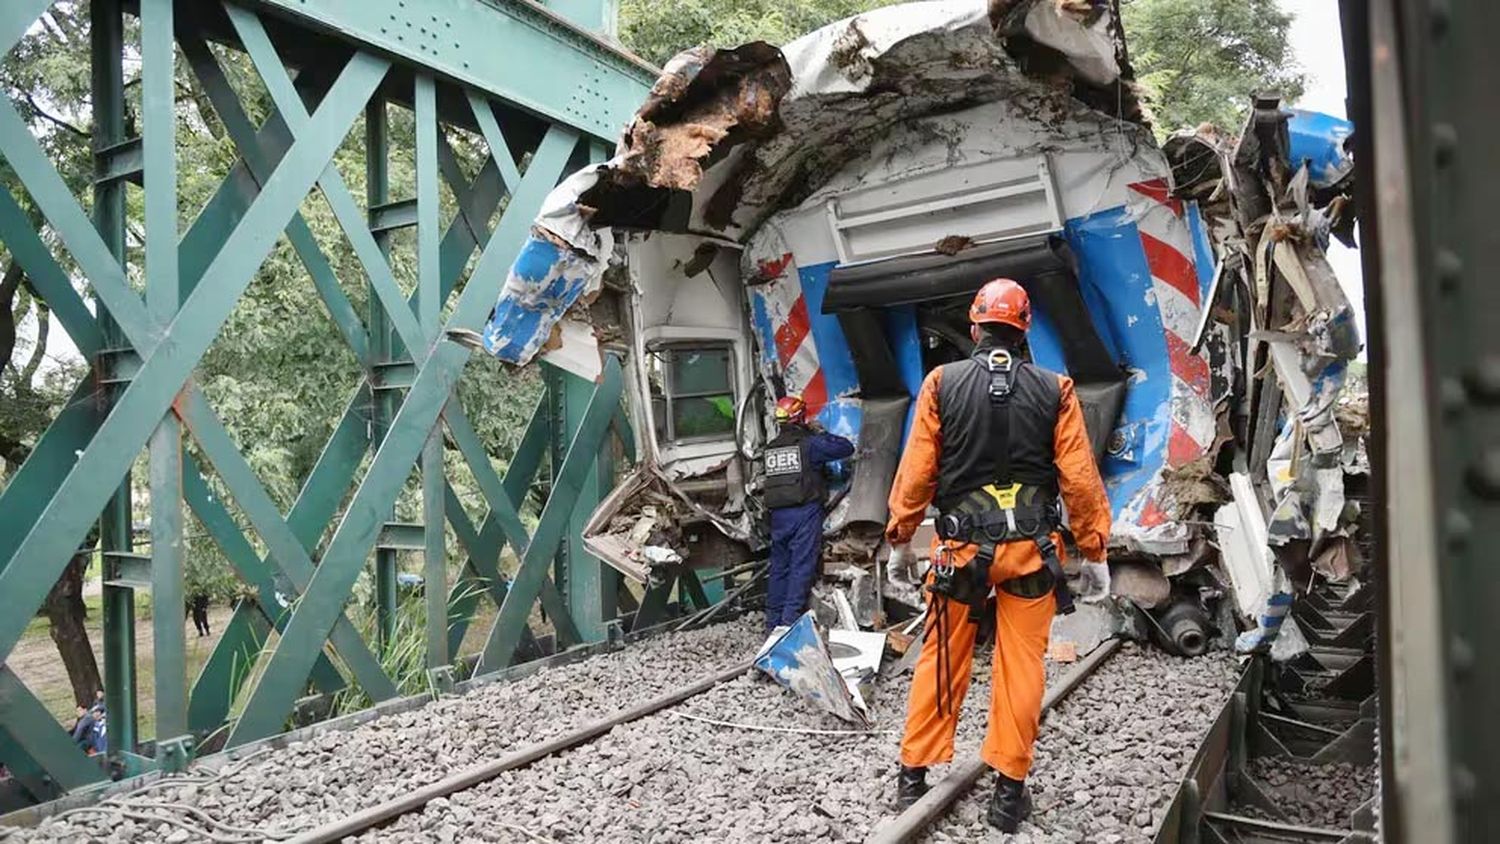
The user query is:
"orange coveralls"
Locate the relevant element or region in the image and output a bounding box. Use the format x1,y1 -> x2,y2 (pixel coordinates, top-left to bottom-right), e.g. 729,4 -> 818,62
888,366 -> 1112,780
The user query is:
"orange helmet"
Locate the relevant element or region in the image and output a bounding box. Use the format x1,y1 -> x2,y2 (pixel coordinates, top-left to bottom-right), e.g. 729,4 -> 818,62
774,395 -> 806,423
968,278 -> 1031,332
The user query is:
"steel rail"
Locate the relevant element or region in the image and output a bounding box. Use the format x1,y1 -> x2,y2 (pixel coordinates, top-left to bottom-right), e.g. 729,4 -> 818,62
1201,811 -> 1358,841
285,660 -> 753,843
867,637 -> 1124,844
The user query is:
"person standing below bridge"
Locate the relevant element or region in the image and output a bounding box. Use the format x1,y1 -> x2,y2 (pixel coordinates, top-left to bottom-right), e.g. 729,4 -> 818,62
885,279 -> 1113,831
761,395 -> 854,633
190,592 -> 211,637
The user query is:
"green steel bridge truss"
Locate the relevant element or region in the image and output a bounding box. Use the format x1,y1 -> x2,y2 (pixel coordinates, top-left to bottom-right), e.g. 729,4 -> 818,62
0,0 -> 679,806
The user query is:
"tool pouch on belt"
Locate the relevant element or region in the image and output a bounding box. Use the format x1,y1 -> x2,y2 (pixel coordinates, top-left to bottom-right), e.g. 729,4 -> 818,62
927,548 -> 991,624
935,484 -> 1077,616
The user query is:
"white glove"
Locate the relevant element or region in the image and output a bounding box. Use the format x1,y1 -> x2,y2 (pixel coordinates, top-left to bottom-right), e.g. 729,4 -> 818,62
887,542 -> 920,583
1078,561 -> 1111,603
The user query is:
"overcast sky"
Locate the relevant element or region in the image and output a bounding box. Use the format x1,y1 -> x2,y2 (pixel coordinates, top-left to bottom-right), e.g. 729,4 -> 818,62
16,2 -> 1365,371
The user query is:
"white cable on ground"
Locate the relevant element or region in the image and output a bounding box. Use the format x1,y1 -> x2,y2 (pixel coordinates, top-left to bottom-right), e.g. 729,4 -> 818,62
669,710 -> 895,737
108,798 -> 294,840
48,806 -> 266,844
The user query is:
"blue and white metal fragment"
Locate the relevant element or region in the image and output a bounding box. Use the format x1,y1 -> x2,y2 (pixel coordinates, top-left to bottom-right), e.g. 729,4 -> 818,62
754,612 -> 874,727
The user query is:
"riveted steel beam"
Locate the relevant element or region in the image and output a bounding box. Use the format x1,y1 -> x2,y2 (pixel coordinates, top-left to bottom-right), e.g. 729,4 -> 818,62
176,29 -> 371,363
90,0 -> 138,757
228,6 -> 429,360
176,389 -> 398,702
240,0 -> 654,141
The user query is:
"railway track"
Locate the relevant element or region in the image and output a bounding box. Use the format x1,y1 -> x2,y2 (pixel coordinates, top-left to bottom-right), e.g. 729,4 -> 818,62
5,617 -> 1246,843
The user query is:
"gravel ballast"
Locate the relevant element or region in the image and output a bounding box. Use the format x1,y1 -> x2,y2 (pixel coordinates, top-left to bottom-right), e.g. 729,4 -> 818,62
919,643 -> 1240,844
5,618 -> 766,843
1244,756 -> 1376,830
6,626 -> 1246,843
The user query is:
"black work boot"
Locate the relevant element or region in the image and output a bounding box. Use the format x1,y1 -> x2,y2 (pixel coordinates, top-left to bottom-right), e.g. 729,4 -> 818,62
986,773 -> 1032,832
894,765 -> 929,809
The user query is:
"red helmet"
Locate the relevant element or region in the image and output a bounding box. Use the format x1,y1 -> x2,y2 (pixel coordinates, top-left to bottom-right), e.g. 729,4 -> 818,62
968,278 -> 1031,332
774,395 -> 806,423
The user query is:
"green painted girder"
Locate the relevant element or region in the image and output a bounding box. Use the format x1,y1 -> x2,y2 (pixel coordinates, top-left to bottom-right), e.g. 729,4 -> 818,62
0,190 -> 104,357
179,456 -> 348,697
632,576 -> 677,632
242,0 -> 655,141
0,50 -> 392,664
227,6 -> 430,360
91,0 -> 138,759
176,390 -> 398,702
0,0 -> 56,58
1,0 -> 637,775
225,123 -> 581,747
480,355 -> 625,670
678,569 -> 711,612
444,400 -> 581,644
416,72 -> 448,670
0,204 -> 374,707
547,362 -> 618,643
440,484 -> 541,661
175,31 -> 371,364
142,0 -> 189,744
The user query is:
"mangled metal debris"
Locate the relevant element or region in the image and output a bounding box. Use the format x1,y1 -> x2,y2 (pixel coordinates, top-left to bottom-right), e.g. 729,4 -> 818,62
754,612 -> 883,726
1169,98 -> 1364,658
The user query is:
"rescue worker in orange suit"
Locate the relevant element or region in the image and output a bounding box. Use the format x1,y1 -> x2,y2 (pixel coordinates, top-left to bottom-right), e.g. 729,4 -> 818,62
886,278 -> 1113,831
763,395 -> 855,632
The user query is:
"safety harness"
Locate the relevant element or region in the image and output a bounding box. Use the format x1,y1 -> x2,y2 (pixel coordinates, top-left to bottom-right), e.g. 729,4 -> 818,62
926,349 -> 1077,624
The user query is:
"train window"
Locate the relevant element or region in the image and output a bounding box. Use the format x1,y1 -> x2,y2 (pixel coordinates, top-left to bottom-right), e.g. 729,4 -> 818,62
647,344 -> 737,444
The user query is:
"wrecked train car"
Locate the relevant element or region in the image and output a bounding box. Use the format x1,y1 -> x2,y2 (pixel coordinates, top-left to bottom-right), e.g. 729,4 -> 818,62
472,0 -> 1363,657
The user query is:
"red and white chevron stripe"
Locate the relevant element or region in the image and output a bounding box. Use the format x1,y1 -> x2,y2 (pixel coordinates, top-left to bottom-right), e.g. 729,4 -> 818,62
747,248 -> 830,417
1128,179 -> 1216,528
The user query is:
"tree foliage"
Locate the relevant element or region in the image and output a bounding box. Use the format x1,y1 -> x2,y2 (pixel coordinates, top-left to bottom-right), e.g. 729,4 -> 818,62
619,0 -> 903,65
1122,0 -> 1308,133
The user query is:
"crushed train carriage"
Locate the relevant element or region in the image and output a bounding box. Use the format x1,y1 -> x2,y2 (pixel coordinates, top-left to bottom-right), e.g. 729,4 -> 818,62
472,0 -> 1364,659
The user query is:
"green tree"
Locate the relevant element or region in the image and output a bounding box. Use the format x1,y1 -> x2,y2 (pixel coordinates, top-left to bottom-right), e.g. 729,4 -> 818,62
1122,0 -> 1307,133
619,0 -> 903,65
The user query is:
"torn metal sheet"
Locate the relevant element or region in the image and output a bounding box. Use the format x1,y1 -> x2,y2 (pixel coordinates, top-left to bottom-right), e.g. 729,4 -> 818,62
996,0 -> 1122,87
1217,472 -> 1276,620
478,1 -> 1150,371
582,463 -> 758,583
1286,109 -> 1354,190
754,612 -> 873,726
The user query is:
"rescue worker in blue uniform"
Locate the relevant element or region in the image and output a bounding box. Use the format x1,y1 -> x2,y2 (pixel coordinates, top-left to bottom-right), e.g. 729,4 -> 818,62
762,395 -> 855,631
